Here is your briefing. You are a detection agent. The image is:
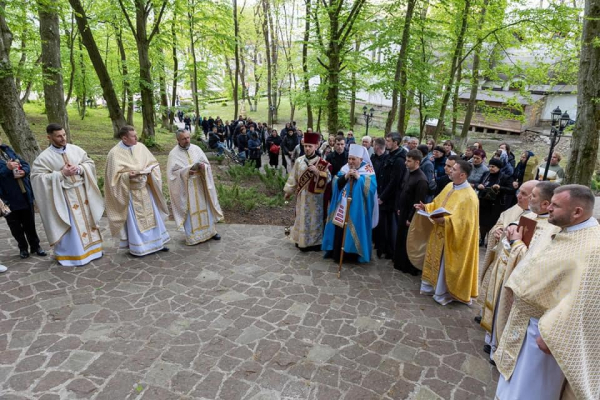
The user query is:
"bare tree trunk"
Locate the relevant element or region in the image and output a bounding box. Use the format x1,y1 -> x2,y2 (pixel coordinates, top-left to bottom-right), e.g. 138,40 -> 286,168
39,0 -> 71,141
70,0 -> 127,136
266,0 -> 278,122
170,21 -> 177,127
233,0 -> 240,120
394,0 -> 418,135
0,5 -> 41,162
349,40 -> 360,129
302,0 -> 313,128
433,0 -> 470,141
159,57 -> 169,129
459,0 -> 490,150
565,0 -> 600,185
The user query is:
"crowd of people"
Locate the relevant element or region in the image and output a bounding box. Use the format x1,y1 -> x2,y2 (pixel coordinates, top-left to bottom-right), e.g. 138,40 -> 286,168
0,120 -> 597,400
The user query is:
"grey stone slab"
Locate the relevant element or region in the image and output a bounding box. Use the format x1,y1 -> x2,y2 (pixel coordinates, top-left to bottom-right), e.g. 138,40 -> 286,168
288,302 -> 309,317
144,361 -> 179,387
355,316 -> 384,331
217,290 -> 249,303
61,351 -> 96,372
68,304 -> 101,321
306,344 -> 336,364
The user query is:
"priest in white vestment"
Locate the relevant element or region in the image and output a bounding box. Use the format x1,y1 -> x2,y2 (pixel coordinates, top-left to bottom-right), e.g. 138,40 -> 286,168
105,126 -> 170,256
494,185 -> 600,400
480,181 -> 560,363
31,124 -> 104,266
167,129 -> 223,245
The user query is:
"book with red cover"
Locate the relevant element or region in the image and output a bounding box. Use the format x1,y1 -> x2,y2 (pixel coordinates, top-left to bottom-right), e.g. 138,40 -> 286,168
518,216 -> 537,247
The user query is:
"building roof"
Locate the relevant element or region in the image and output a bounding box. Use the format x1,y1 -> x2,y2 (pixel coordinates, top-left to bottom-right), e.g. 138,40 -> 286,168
458,90 -> 544,106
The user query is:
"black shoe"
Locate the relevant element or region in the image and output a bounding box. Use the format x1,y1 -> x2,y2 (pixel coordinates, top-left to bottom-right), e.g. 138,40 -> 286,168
479,238 -> 485,247
489,359 -> 496,366
483,345 -> 491,354
376,249 -> 383,259
212,234 -> 221,240
20,250 -> 30,259
160,247 -> 169,252
32,248 -> 47,257
474,315 -> 482,324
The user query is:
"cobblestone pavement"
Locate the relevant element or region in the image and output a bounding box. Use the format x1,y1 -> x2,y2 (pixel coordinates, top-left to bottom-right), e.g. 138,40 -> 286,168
0,218 -> 498,400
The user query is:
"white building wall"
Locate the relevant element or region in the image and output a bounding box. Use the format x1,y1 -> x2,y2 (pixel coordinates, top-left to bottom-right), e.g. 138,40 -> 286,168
541,94 -> 577,120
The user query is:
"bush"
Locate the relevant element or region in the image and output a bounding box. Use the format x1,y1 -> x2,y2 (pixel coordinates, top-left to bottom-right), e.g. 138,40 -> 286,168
221,102 -> 228,107
97,176 -> 104,196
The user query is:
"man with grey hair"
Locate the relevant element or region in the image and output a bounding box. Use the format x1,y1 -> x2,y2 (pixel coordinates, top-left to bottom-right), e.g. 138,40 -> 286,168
167,129 -> 224,245
494,184 -> 600,400
407,137 -> 419,151
361,135 -> 374,157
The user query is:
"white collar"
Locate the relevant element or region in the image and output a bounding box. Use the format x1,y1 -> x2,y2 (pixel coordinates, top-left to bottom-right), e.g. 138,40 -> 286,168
119,142 -> 135,150
535,213 -> 549,219
50,145 -> 66,154
453,181 -> 469,190
565,217 -> 599,233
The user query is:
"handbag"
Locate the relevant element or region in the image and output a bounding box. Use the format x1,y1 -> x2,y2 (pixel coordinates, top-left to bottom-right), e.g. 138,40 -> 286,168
0,198 -> 11,217
269,143 -> 281,154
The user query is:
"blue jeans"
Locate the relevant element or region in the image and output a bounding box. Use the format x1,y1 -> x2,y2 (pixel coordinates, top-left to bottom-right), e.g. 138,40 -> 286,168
216,142 -> 225,156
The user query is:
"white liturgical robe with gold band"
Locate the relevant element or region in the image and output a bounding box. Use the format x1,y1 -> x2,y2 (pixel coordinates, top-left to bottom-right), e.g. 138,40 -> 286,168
31,144 -> 104,266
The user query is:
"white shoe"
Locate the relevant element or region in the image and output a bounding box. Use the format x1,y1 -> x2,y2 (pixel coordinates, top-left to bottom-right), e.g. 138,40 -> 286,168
0,265 -> 7,273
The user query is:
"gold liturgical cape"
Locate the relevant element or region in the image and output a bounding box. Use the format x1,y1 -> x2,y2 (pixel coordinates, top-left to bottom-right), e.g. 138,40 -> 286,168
31,145 -> 104,246
284,155 -> 331,248
167,144 -> 223,244
105,142 -> 168,237
408,182 -> 479,303
480,214 -> 559,339
495,222 -> 600,400
478,204 -> 529,308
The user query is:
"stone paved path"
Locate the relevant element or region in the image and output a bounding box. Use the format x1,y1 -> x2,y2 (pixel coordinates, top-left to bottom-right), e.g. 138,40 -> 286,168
0,218 -> 498,399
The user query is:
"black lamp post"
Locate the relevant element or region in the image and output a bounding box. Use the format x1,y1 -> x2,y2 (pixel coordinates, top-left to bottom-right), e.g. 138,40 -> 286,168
363,105 -> 374,136
543,106 -> 570,181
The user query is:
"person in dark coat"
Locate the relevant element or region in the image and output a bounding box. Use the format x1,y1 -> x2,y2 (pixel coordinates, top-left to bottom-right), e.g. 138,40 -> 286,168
432,145 -> 447,186
281,129 -> 299,172
237,127 -> 249,164
325,136 -> 348,177
248,132 -> 262,169
434,155 -> 459,196
477,157 -> 514,246
266,129 -> 282,168
374,132 -> 407,259
417,144 -> 436,202
371,137 -> 387,179
394,150 -> 429,275
0,138 -> 46,259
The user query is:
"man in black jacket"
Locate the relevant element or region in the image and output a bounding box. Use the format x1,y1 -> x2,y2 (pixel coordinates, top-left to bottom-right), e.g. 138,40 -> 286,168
394,150 -> 429,274
0,137 -> 46,259
374,132 -> 407,259
325,135 -> 348,177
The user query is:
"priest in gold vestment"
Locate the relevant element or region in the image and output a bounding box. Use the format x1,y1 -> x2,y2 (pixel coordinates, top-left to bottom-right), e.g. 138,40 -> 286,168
167,129 -> 223,245
105,126 -> 170,256
283,132 -> 331,251
410,160 -> 479,305
480,181 -> 560,362
495,185 -> 600,400
31,124 -> 104,266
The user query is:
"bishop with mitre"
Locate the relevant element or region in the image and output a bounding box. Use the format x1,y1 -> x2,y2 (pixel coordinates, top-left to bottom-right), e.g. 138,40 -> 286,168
167,129 -> 223,245
105,126 -> 170,256
31,123 -> 104,266
322,143 -> 378,263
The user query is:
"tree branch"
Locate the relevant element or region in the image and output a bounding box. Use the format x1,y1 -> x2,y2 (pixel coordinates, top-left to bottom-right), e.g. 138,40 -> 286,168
117,0 -> 137,38
317,57 -> 329,69
148,0 -> 169,43
338,0 -> 366,47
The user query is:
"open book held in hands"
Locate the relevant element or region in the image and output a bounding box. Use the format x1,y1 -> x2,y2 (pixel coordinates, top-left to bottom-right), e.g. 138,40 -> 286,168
190,162 -> 205,171
417,207 -> 452,219
139,164 -> 160,175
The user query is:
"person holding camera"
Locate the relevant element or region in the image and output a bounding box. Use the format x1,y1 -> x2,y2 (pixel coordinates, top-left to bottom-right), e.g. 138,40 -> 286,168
0,136 -> 46,259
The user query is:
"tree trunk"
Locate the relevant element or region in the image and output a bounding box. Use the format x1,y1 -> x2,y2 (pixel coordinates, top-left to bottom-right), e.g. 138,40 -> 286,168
395,0 -> 418,135
115,29 -> 134,126
188,8 -> 200,132
39,0 -> 71,141
450,47 -> 463,139
433,0 -> 471,141
233,0 -> 240,120
261,0 -> 273,126
459,0 -> 490,150
266,0 -> 278,122
564,0 -> 600,185
64,13 -> 76,106
0,6 -> 41,163
70,0 -> 127,137
170,21 -> 177,127
302,0 -> 313,128
77,37 -> 87,120
159,59 -> 169,129
20,55 -> 41,105
349,40 -> 360,129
